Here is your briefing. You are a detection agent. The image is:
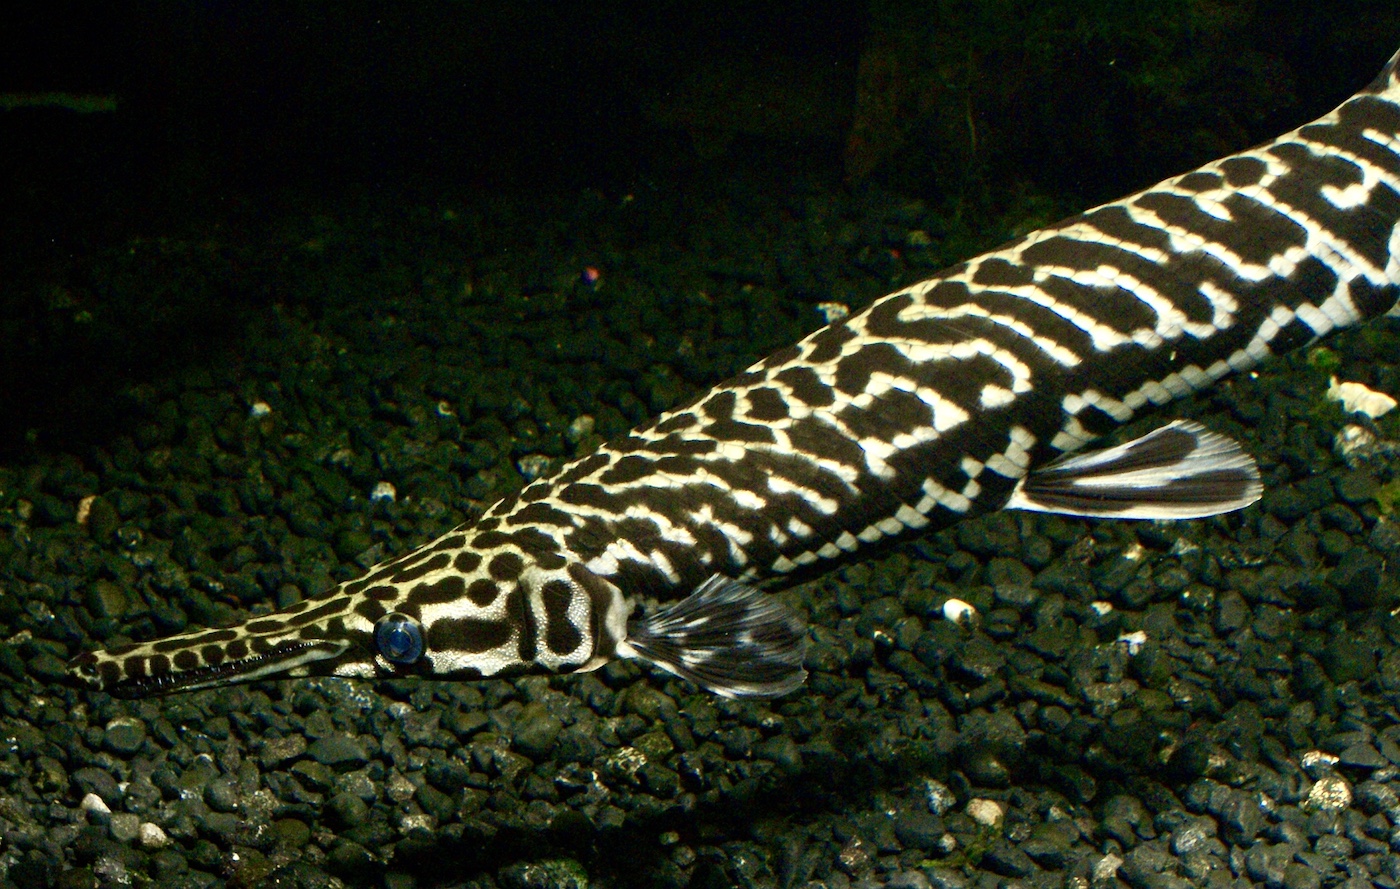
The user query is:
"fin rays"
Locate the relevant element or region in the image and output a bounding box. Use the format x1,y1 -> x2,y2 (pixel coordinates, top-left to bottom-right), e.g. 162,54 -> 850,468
621,575 -> 808,699
1005,420 -> 1262,520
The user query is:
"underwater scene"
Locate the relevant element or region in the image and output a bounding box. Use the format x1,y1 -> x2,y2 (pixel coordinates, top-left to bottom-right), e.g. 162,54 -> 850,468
5,2 -> 1400,887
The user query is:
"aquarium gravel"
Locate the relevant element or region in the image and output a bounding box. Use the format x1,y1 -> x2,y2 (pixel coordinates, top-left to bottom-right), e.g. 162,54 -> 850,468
6,164 -> 1400,889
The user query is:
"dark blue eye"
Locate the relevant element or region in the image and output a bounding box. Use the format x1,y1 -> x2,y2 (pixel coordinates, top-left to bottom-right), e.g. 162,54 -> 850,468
375,613 -> 424,665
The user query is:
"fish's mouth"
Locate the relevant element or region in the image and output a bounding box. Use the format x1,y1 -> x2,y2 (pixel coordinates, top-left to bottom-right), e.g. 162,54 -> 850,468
67,638 -> 351,698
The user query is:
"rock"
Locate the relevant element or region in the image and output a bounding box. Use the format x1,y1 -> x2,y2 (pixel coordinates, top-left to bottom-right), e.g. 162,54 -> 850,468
1306,775 -> 1352,812
108,812 -> 141,844
259,734 -> 308,770
203,775 -> 240,813
326,793 -> 369,829
982,840 -> 1036,878
1339,743 -> 1387,769
71,767 -> 122,808
965,798 -> 1004,827
137,822 -> 169,850
495,856 -> 588,889
1281,863 -> 1323,889
307,735 -> 368,771
894,811 -> 945,851
924,780 -> 956,816
511,703 -> 563,759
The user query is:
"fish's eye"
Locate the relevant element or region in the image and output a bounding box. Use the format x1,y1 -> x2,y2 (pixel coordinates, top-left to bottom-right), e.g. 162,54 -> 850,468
374,613 -> 424,665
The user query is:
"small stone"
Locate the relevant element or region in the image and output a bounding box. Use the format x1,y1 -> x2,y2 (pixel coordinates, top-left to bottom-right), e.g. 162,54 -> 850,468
1092,853 -> 1124,886
924,779 -> 956,816
1021,820 -> 1078,869
203,775 -> 241,813
102,717 -> 147,755
836,836 -> 873,875
327,792 -> 369,829
1339,743 -> 1387,769
416,784 -> 455,823
1355,780 -> 1400,815
966,798 -> 1004,827
498,859 -> 590,889
1170,819 -> 1215,856
1119,844 -> 1180,888
307,735 -> 368,771
137,822 -> 169,850
1301,750 -> 1339,777
108,812 -> 141,844
80,793 -> 110,821
71,767 -> 122,808
291,760 -> 335,791
942,598 -> 977,625
893,810 -> 945,850
1306,775 -> 1352,812
982,840 -> 1036,877
511,703 -> 563,759
259,735 -> 308,770
1281,863 -> 1323,889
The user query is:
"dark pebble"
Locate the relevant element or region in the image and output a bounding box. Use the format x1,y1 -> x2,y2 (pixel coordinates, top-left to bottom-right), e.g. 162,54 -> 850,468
327,792 -> 370,829
307,735 -> 369,771
416,784 -> 455,822
511,703 -> 563,759
1339,742 -> 1388,769
203,775 -> 241,813
498,858 -> 590,889
893,811 -> 945,851
101,718 -> 146,755
71,767 -> 122,808
259,735 -> 308,770
1281,863 -> 1323,889
1021,820 -> 1079,868
981,840 -> 1036,878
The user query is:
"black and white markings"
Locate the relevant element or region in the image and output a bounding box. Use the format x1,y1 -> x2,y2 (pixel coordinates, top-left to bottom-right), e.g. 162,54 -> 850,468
69,47 -> 1400,702
621,574 -> 809,699
1005,420 -> 1262,520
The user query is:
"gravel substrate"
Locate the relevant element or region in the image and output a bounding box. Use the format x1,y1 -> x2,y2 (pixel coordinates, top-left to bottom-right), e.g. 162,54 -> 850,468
5,155 -> 1400,889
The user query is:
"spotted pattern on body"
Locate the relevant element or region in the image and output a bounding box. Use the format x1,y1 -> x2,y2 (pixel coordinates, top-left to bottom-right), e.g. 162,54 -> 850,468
69,49 -> 1400,699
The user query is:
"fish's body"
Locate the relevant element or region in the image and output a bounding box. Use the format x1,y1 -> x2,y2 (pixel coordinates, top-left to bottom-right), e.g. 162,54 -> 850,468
70,47 -> 1400,700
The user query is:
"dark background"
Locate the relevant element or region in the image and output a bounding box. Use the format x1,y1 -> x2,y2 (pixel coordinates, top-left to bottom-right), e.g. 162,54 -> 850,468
2,1 -> 1400,455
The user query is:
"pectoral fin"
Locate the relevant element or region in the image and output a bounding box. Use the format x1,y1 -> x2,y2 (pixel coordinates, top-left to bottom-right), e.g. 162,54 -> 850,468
1004,420 -> 1262,520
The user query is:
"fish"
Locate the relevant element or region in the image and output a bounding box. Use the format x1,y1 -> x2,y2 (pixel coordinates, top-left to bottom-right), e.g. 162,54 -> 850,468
68,45 -> 1400,701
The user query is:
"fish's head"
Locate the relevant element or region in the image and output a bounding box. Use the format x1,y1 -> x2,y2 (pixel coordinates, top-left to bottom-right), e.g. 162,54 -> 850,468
66,530 -> 631,698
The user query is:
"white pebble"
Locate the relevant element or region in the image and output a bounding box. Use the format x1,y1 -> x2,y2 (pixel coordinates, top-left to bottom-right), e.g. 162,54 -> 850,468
80,792 -> 110,819
923,778 -> 956,815
942,598 -> 977,625
517,454 -> 555,481
1116,630 -> 1147,655
816,302 -> 850,324
1328,377 -> 1397,418
966,798 -> 1005,827
568,414 -> 596,441
1090,601 -> 1113,616
1093,853 -> 1124,885
76,495 -> 96,526
398,812 -> 435,834
248,401 -> 273,418
1306,774 -> 1352,811
369,481 -> 397,502
1300,749 -> 1339,777
137,821 -> 169,849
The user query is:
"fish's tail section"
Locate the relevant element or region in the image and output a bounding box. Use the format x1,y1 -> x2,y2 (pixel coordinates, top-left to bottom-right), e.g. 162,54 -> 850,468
621,575 -> 808,699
